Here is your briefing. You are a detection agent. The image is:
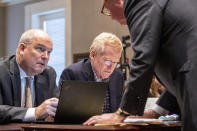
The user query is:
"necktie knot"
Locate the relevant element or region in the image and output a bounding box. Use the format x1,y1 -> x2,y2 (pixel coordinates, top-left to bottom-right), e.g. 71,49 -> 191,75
25,77 -> 32,86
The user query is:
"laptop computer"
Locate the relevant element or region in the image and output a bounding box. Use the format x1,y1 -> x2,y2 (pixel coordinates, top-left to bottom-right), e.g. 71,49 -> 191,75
54,80 -> 107,124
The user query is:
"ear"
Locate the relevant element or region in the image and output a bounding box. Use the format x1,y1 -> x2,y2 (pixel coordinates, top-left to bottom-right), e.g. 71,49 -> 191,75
18,43 -> 27,56
89,50 -> 96,60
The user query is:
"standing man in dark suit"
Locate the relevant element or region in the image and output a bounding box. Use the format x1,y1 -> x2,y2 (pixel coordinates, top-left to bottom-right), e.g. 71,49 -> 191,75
60,32 -> 124,113
0,29 -> 59,123
84,0 -> 197,130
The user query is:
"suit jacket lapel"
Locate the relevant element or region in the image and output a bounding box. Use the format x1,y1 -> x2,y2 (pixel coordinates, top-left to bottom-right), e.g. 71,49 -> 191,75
83,59 -> 95,81
34,75 -> 48,106
108,73 -> 117,112
9,56 -> 21,107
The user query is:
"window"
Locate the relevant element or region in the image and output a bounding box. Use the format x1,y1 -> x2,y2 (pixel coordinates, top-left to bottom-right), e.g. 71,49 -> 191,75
25,0 -> 71,84
41,11 -> 65,84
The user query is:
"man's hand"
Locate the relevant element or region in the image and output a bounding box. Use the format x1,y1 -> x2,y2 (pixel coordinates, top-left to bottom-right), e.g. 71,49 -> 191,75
128,109 -> 160,119
83,113 -> 125,125
35,98 -> 59,120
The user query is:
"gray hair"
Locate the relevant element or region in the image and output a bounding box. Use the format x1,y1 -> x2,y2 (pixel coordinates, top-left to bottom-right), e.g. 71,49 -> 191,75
16,29 -> 50,54
19,29 -> 49,45
90,32 -> 122,54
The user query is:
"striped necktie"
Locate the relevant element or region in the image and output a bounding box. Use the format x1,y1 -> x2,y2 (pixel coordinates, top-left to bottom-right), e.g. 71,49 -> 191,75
102,79 -> 111,113
25,77 -> 32,108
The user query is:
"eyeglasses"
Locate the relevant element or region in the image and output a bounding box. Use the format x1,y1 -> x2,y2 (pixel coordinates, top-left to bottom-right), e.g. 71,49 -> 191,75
103,57 -> 118,66
104,60 -> 117,66
101,3 -> 111,16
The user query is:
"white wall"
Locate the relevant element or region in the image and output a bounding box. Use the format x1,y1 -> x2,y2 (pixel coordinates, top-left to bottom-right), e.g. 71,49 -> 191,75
2,0 -> 133,65
0,6 -> 6,57
6,3 -> 26,55
71,0 -> 133,64
5,1 -> 42,56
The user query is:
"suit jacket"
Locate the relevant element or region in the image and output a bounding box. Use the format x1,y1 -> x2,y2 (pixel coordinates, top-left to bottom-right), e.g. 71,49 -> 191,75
59,58 -> 124,112
156,90 -> 180,115
0,55 -> 59,123
122,0 -> 197,129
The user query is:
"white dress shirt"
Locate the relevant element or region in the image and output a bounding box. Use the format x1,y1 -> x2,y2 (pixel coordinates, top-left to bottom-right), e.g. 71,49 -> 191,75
17,64 -> 36,122
153,104 -> 169,116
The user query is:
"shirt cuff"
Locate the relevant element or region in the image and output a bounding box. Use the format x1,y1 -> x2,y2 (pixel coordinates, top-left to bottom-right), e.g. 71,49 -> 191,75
153,104 -> 169,116
23,108 -> 36,122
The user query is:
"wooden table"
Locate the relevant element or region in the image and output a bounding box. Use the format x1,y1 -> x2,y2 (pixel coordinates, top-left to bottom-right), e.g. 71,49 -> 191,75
2,121 -> 182,131
0,125 -> 22,131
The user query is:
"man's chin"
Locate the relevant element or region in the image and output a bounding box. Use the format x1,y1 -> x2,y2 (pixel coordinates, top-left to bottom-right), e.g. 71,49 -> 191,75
102,75 -> 110,80
34,68 -> 45,75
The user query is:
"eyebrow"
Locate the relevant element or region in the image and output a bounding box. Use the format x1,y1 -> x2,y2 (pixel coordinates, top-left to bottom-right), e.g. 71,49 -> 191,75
103,57 -> 120,63
35,44 -> 53,51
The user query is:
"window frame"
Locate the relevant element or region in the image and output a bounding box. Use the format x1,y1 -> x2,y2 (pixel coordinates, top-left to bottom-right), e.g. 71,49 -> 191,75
25,0 -> 72,67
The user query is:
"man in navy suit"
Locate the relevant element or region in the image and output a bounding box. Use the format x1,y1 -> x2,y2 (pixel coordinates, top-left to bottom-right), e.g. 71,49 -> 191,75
0,29 -> 59,123
60,32 -> 124,113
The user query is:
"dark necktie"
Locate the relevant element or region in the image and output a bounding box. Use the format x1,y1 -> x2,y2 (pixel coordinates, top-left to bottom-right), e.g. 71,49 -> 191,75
102,86 -> 111,113
25,77 -> 32,108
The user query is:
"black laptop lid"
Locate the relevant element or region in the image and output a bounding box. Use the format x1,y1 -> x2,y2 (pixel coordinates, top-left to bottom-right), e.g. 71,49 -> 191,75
54,80 -> 107,124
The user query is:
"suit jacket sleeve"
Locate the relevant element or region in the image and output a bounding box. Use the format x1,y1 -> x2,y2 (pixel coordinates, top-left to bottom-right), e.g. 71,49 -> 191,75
0,56 -> 28,123
156,90 -> 180,115
0,105 -> 27,123
60,68 -> 75,80
35,66 -> 60,106
44,66 -> 59,98
120,0 -> 163,115
59,68 -> 75,86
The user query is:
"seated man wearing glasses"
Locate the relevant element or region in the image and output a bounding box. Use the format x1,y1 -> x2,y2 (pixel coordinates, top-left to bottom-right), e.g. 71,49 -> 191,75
59,32 -> 124,113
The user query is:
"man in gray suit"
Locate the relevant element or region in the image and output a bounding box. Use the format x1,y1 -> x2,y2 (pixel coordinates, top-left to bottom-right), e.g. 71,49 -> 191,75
85,0 -> 197,130
0,29 -> 59,123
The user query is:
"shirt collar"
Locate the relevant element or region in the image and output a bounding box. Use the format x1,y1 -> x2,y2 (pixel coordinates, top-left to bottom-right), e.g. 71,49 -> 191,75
16,62 -> 34,80
90,61 -> 102,82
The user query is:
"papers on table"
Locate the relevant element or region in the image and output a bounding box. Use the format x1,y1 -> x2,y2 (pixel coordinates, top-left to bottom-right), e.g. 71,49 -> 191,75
95,119 -> 163,126
123,118 -> 181,126
124,118 -> 162,123
94,118 -> 181,127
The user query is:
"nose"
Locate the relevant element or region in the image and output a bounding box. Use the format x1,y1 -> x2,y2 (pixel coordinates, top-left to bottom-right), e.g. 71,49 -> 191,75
42,50 -> 49,59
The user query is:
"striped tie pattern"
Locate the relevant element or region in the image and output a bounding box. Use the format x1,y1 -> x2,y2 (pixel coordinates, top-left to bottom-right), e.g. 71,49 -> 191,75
25,77 -> 32,108
102,87 -> 111,113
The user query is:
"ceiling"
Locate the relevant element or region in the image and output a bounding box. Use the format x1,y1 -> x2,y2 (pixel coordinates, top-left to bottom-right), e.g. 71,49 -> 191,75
0,0 -> 32,6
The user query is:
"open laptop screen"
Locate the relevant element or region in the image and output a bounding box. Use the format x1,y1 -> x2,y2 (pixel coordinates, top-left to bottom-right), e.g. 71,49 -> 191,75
54,80 -> 107,124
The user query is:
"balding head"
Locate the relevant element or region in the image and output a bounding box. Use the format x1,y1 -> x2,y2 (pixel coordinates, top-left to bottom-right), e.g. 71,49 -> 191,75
16,29 -> 53,76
